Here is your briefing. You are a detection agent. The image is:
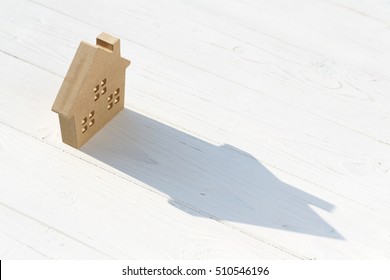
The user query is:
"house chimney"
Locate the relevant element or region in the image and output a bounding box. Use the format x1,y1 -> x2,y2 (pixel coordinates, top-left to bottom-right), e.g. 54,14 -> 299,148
96,32 -> 120,54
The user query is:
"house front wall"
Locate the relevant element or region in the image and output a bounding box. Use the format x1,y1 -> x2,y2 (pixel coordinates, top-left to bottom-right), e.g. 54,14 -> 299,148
72,48 -> 127,148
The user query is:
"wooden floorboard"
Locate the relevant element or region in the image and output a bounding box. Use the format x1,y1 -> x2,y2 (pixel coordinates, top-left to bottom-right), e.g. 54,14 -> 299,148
0,0 -> 389,259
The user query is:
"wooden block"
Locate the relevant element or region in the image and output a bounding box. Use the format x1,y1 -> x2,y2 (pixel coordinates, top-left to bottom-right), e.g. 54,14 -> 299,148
52,32 -> 131,148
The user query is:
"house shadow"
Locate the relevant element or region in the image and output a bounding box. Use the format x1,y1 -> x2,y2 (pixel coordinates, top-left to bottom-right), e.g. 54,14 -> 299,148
81,108 -> 343,239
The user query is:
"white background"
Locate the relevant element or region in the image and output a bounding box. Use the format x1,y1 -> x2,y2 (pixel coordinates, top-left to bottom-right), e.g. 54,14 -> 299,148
2,260 -> 390,279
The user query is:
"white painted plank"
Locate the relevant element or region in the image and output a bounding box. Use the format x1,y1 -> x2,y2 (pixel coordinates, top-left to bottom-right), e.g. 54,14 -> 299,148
29,0 -> 390,144
0,0 -> 389,259
0,124 -> 295,259
322,0 -> 390,24
0,233 -> 49,259
0,203 -> 111,259
0,0 -> 389,214
81,108 -> 390,259
1,0 -> 390,145
0,52 -> 389,258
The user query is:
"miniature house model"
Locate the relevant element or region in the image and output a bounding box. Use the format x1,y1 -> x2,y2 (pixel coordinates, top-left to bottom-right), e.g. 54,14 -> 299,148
52,32 -> 131,148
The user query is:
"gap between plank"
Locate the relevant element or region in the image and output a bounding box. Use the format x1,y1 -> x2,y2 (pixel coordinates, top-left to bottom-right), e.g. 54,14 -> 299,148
0,120 -> 306,259
10,0 -> 390,148
0,201 -> 115,259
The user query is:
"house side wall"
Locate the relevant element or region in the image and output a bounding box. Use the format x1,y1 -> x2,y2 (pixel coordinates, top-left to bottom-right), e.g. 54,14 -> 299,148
59,115 -> 78,148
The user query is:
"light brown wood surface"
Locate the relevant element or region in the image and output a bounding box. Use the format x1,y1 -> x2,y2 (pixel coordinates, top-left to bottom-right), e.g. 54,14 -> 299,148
52,33 -> 130,148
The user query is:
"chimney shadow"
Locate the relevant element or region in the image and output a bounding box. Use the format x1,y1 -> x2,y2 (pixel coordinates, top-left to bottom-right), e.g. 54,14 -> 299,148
81,108 -> 343,239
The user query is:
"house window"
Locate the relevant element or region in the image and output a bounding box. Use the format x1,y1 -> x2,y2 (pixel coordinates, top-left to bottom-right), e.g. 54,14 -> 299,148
94,80 -> 106,100
81,110 -> 96,134
89,119 -> 95,127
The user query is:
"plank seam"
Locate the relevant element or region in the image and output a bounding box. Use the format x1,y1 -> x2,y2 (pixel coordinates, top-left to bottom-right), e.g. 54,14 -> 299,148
0,120 -> 305,259
0,49 -> 62,78
0,231 -> 50,259
15,0 -> 390,148
0,201 -> 115,259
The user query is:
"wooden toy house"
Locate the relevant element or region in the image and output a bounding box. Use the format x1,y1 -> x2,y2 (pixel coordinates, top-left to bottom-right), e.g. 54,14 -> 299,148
52,32 -> 131,148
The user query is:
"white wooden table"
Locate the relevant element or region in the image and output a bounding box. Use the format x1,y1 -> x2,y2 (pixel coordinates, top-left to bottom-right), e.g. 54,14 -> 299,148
1,0 -> 390,259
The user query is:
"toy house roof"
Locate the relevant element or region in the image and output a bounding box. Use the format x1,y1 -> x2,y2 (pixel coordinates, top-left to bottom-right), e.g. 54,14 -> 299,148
52,33 -> 130,117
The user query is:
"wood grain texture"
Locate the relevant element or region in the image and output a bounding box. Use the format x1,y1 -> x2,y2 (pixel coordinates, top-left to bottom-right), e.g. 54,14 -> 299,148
0,0 -> 389,259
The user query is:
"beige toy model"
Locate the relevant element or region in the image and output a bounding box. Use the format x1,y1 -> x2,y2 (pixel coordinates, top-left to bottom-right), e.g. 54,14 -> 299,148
52,32 -> 131,148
